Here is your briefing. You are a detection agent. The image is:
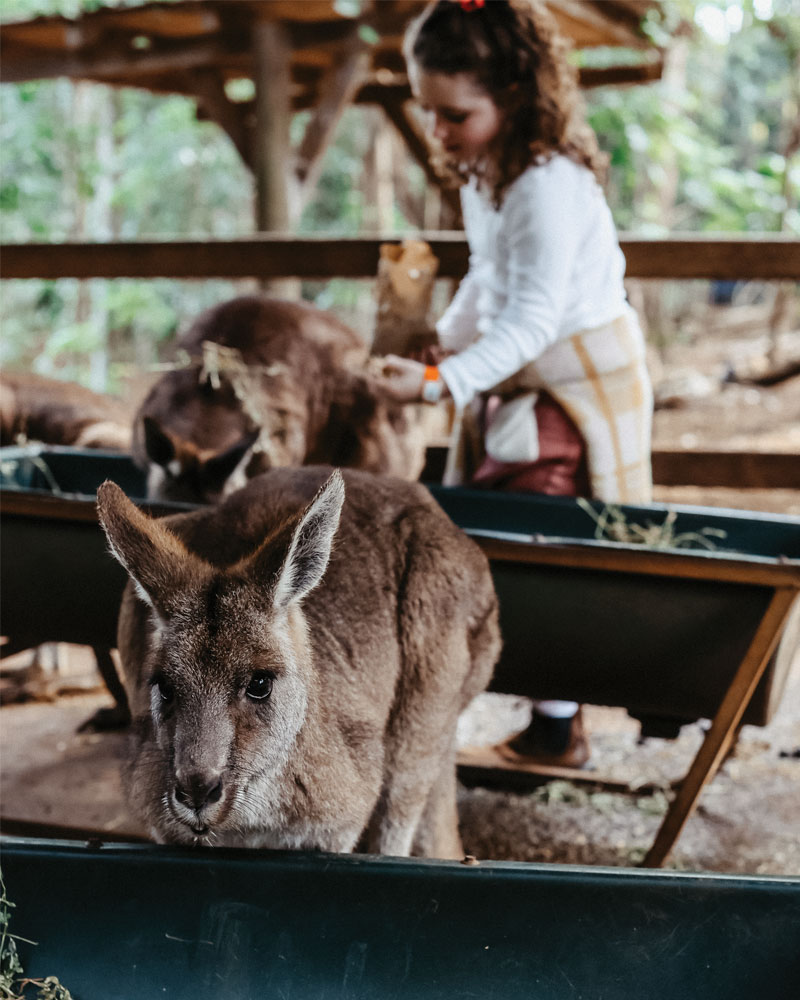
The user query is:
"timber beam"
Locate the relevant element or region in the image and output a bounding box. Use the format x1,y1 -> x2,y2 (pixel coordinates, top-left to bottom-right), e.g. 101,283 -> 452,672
294,28 -> 372,209
3,235 -> 798,282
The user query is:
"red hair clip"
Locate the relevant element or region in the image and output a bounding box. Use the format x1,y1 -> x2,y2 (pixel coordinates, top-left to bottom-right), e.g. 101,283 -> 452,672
459,0 -> 485,9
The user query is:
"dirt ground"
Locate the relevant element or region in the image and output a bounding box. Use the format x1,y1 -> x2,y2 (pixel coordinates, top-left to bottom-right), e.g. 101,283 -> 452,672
1,319 -> 799,875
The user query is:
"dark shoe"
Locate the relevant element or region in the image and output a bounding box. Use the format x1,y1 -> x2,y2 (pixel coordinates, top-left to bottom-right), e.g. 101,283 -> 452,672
497,706 -> 590,769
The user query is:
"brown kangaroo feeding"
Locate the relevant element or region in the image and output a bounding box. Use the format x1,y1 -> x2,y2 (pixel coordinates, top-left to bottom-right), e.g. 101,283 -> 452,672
97,466 -> 500,858
133,297 -> 426,503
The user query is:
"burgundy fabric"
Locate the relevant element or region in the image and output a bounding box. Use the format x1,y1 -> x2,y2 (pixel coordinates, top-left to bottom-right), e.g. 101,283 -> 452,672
470,391 -> 591,497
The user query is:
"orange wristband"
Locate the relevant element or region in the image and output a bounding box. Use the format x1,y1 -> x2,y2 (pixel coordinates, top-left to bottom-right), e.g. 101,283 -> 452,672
421,365 -> 443,404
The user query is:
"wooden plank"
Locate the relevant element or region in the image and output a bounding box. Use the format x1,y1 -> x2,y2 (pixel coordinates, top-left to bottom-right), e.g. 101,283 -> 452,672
250,1 -> 347,23
424,444 -> 800,491
252,21 -> 292,232
641,585 -> 798,867
0,492 -> 104,523
622,236 -> 800,280
0,491 -> 180,523
355,60 -> 665,107
652,450 -> 800,490
549,0 -> 650,48
457,745 -> 671,795
0,237 -> 437,279
294,30 -> 371,203
0,37 -> 243,84
191,67 -> 252,169
90,5 -> 222,38
0,816 -> 148,844
474,533 -> 800,589
0,54 -> 659,94
578,61 -> 663,88
380,100 -> 463,221
3,235 -> 799,280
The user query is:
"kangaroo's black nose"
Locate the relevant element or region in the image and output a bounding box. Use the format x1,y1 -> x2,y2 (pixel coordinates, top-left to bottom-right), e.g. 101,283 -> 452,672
175,774 -> 223,811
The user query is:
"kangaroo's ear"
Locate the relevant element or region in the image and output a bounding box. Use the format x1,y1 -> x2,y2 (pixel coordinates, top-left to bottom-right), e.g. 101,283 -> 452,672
142,416 -> 176,468
270,470 -> 345,608
201,428 -> 260,490
97,480 -> 205,614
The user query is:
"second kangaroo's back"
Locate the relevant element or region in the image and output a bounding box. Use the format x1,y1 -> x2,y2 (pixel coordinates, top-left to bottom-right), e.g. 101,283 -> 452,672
1,372 -> 132,451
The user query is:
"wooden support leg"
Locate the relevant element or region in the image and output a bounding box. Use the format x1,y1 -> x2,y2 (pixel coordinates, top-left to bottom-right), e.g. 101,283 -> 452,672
641,586 -> 797,868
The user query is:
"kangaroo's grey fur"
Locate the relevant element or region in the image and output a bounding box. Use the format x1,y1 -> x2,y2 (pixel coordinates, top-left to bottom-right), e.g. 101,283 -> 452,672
97,467 -> 500,858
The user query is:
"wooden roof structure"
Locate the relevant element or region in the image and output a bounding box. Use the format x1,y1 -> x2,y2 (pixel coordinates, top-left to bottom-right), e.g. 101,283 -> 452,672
0,0 -> 664,226
0,2 -> 663,93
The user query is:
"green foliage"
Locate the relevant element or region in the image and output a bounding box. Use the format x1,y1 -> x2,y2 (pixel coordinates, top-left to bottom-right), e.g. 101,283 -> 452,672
1,869 -> 73,1000
1,873 -> 24,998
586,0 -> 799,235
0,19 -> 257,388
296,106 -> 381,234
2,0 -> 97,18
108,88 -> 252,238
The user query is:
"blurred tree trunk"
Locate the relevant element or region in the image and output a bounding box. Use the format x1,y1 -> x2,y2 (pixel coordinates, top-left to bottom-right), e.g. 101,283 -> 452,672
632,24 -> 691,357
768,43 -> 800,361
656,29 -> 689,229
363,108 -> 395,232
70,82 -> 113,392
389,123 -> 425,228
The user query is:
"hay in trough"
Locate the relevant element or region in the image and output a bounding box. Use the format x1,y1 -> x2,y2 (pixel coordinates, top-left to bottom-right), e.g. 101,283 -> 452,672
576,498 -> 728,551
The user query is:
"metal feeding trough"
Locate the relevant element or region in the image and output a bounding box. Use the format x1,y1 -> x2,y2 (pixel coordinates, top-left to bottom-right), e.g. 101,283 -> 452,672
1,445 -> 799,866
2,839 -> 799,999
427,483 -> 800,729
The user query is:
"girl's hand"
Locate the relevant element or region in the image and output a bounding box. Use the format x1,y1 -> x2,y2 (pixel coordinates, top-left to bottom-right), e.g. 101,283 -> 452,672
374,355 -> 428,403
406,343 -> 450,366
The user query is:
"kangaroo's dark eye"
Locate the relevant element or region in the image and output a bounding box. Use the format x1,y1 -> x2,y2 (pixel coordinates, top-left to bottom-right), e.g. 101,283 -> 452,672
151,672 -> 175,706
246,671 -> 273,701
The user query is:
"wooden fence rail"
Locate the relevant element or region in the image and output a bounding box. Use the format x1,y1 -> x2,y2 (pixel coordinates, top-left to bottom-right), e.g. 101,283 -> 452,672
2,234 -> 799,281
2,233 -> 798,492
420,446 -> 800,491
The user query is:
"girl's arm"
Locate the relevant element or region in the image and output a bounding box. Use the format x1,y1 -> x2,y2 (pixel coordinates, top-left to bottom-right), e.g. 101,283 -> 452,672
376,355 -> 450,403
439,162 -> 587,408
374,252 -> 489,403
435,254 -> 492,353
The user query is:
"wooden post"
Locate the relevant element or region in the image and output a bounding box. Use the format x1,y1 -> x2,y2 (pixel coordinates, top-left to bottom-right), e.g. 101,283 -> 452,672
294,30 -> 370,212
381,98 -> 462,224
192,68 -> 252,170
641,586 -> 799,868
251,17 -> 298,298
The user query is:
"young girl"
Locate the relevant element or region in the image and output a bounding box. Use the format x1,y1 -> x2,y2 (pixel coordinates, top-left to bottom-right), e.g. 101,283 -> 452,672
376,0 -> 654,766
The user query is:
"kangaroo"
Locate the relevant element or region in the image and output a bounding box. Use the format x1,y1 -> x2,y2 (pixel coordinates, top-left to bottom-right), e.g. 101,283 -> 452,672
97,467 -> 500,858
133,297 -> 426,503
0,372 -> 132,451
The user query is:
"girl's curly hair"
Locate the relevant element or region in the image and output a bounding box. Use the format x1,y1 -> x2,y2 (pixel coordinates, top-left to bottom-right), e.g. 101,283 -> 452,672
404,0 -> 607,208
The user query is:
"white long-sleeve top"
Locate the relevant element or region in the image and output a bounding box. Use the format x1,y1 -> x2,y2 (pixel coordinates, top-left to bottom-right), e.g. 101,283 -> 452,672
437,155 -> 629,409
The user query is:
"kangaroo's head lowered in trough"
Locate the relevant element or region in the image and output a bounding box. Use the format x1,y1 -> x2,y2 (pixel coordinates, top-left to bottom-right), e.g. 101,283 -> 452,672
97,467 -> 500,857
132,297 -> 427,504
